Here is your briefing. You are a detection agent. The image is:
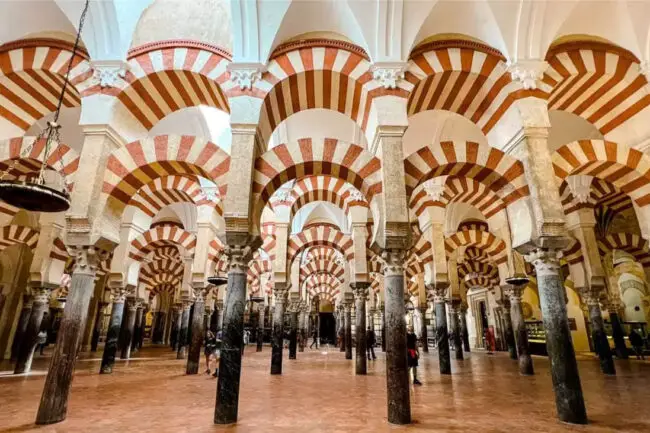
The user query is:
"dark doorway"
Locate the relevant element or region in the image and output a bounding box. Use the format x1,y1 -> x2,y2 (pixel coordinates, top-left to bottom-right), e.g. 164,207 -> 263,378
319,313 -> 336,345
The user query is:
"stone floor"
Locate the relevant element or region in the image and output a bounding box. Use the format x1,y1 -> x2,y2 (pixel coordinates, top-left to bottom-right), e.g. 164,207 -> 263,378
0,345 -> 649,432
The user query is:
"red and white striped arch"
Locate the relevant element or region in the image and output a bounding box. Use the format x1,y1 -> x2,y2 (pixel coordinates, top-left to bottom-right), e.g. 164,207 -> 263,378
552,139 -> 650,206
406,40 -> 542,134
465,275 -> 495,290
404,141 -> 527,204
0,136 -> 80,183
139,258 -> 184,290
109,41 -> 231,130
127,175 -> 222,217
129,226 -> 197,261
0,39 -> 93,131
560,177 -> 633,216
152,245 -> 182,262
445,229 -> 507,265
253,138 -> 382,208
304,273 -> 341,298
256,40 -> 409,144
598,233 -> 650,266
103,135 -> 230,211
543,41 -> 650,135
0,225 -> 39,251
287,225 -> 354,266
149,283 -> 176,298
563,238 -> 584,265
457,260 -> 499,281
409,176 -> 507,220
300,260 -> 345,283
410,236 -> 433,268
49,237 -> 69,262
305,246 -> 343,264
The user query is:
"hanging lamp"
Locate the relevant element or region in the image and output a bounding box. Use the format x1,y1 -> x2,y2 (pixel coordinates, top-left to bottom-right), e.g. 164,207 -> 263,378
0,0 -> 90,213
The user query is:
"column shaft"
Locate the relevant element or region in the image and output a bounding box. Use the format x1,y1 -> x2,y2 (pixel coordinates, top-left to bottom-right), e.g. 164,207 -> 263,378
419,307 -> 428,353
120,302 -> 137,360
289,310 -> 298,360
460,307 -> 470,352
344,305 -> 352,360
177,304 -> 190,359
271,297 -> 286,374
14,290 -> 50,374
588,303 -> 616,375
187,296 -> 205,374
131,307 -> 143,353
609,311 -> 628,359
90,302 -> 105,352
355,291 -> 367,375
256,307 -> 264,352
508,290 -> 534,375
100,298 -> 125,373
435,300 -> 451,375
11,298 -> 32,361
502,301 -> 518,360
450,302 -> 463,360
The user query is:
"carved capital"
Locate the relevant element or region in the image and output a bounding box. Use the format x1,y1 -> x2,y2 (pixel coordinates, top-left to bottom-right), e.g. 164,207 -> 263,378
425,282 -> 449,303
273,285 -> 289,304
182,299 -> 192,310
371,62 -> 407,89
503,285 -> 524,303
192,287 -> 206,302
507,59 -> 549,90
227,62 -> 265,90
381,249 -> 406,277
31,288 -> 52,305
351,282 -> 370,301
578,286 -> 604,307
109,286 -> 130,304
70,246 -> 110,276
566,175 -> 594,205
91,60 -> 129,88
224,244 -> 255,274
423,177 -> 447,202
526,248 -> 561,277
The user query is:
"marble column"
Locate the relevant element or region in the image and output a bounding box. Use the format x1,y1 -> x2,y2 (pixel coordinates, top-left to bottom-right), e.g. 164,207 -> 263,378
459,302 -> 470,352
14,288 -> 51,374
256,305 -> 265,352
215,244 -> 254,424
271,285 -> 288,375
171,306 -> 181,350
504,285 -> 534,375
529,249 -> 587,424
418,306 -> 429,353
138,307 -> 147,349
500,298 -> 518,360
36,246 -> 108,425
297,306 -> 305,352
579,287 -> 615,375
90,302 -> 106,352
216,301 -> 224,331
187,287 -> 206,374
344,300 -> 353,360
606,298 -> 628,359
338,305 -> 345,352
100,287 -> 128,373
11,295 -> 32,361
289,307 -> 298,359
153,311 -> 166,344
430,285 -> 451,375
120,299 -> 138,360
177,301 -> 191,359
353,283 -> 369,375
383,250 -> 411,424
449,300 -> 464,360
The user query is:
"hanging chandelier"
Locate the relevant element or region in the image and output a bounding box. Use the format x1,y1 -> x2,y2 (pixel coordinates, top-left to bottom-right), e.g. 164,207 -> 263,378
0,0 -> 89,213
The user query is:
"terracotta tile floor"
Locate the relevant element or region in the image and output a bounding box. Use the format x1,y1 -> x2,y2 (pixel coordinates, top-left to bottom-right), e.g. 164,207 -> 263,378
0,345 -> 649,432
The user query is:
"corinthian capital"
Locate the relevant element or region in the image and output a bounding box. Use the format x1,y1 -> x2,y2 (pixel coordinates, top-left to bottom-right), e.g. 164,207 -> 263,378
507,59 -> 548,90
425,283 -> 449,303
227,63 -> 265,90
371,62 -> 408,89
70,246 -> 110,276
91,60 -> 129,88
351,282 -> 370,301
224,244 -> 255,274
381,249 -> 406,277
526,248 -> 561,276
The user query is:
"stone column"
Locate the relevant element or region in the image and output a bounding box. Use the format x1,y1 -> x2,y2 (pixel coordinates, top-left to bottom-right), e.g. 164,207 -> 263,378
499,298 -> 518,360
139,307 -> 147,349
215,244 -> 255,424
153,311 -> 166,344
383,250 -> 411,424
170,305 -> 181,350
459,302 -> 470,352
90,302 -> 106,352
271,284 -> 288,374
131,302 -> 144,354
100,287 -> 128,373
529,249 -> 587,424
338,305 -> 345,352
606,298 -> 628,359
430,284 -> 451,375
297,305 -> 305,352
449,299 -> 464,360
14,288 -> 52,374
36,246 -> 108,425
177,300 -> 191,359
120,298 -> 138,360
418,306 -> 429,353
380,307 -> 386,352
11,294 -> 32,361
288,306 -> 298,359
256,305 -> 265,352
504,285 -> 534,375
216,301 -> 224,331
187,287 -> 206,374
344,298 -> 353,360
353,283 -> 369,375
579,287 -> 615,375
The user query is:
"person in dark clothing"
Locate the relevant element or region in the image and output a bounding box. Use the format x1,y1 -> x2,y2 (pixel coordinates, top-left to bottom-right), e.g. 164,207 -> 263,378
310,328 -> 318,349
406,326 -> 422,385
629,329 -> 645,360
367,327 -> 377,360
204,330 -> 219,375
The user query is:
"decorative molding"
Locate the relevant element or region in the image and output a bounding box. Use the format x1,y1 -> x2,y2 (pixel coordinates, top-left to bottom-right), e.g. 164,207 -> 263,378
70,246 -> 110,276
371,62 -> 408,89
0,37 -> 90,58
423,177 -> 446,202
127,39 -> 232,60
270,38 -> 369,61
566,175 -> 594,204
526,248 -> 561,276
227,62 -> 265,90
90,60 -> 129,88
546,40 -> 640,63
507,60 -> 549,90
381,249 -> 406,277
410,39 -> 506,61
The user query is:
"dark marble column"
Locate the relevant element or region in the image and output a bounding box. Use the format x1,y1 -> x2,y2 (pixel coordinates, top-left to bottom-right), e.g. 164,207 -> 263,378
418,306 -> 429,353
580,287 -> 615,375
139,307 -> 147,349
216,301 -> 224,331
36,246 -> 108,425
353,283 -> 369,375
449,300 -> 464,360
289,308 -> 298,360
297,307 -> 305,352
90,302 -> 106,352
383,250 -> 411,425
187,288 -> 206,374
344,300 -> 353,360
459,302 -> 470,352
499,298 -> 518,360
11,295 -> 32,361
210,307 -> 219,332
14,288 -> 51,374
215,243 -> 255,424
177,301 -> 191,359
505,285 -> 534,375
120,299 -> 138,360
153,311 -> 166,344
100,288 -> 128,373
530,249 -> 587,424
380,307 -> 386,352
171,307 -> 181,350
429,284 -> 451,375
270,285 -> 288,375
338,305 -> 345,352
257,305 -> 265,352
131,303 -> 144,354
607,299 -> 628,359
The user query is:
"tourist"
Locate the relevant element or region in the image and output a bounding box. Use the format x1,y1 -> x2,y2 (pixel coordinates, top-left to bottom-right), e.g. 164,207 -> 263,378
367,326 -> 377,360
629,329 -> 645,360
406,326 -> 422,385
204,330 -> 218,374
310,328 -> 318,349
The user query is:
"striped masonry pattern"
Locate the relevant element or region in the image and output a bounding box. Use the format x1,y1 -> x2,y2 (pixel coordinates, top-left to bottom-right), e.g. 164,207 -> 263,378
0,136 -> 80,182
128,175 -> 221,216
445,229 -> 507,265
129,226 -> 197,261
598,233 -> 650,266
287,225 -> 354,266
0,225 -> 39,251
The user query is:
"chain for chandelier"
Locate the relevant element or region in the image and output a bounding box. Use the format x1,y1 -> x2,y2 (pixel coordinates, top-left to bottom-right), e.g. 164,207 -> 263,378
0,0 -> 90,213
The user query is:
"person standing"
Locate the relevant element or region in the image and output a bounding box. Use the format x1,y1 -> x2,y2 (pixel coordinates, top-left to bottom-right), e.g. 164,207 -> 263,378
367,326 -> 377,360
204,330 -> 218,374
407,326 -> 422,385
310,328 -> 318,349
